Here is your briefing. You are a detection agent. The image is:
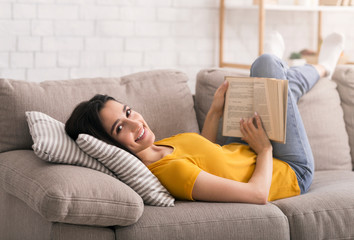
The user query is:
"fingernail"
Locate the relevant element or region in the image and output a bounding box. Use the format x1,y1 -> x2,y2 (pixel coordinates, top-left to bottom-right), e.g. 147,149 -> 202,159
254,112 -> 258,116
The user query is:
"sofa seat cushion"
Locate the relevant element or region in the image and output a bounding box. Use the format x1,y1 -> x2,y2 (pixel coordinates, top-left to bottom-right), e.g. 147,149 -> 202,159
115,201 -> 290,240
51,223 -> 115,240
272,171 -> 354,240
0,150 -> 144,227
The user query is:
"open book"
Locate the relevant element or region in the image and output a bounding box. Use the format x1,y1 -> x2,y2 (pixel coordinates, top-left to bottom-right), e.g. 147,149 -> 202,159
222,76 -> 288,143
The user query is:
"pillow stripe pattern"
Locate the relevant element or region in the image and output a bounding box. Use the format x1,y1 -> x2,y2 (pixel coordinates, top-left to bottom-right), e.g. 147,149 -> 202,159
25,111 -> 114,177
76,133 -> 175,207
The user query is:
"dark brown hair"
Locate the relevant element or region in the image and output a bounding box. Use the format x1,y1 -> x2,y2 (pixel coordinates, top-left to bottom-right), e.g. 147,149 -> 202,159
65,94 -> 130,152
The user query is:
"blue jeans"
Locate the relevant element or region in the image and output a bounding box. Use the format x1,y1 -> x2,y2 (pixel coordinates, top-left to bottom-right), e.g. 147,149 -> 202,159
226,54 -> 319,194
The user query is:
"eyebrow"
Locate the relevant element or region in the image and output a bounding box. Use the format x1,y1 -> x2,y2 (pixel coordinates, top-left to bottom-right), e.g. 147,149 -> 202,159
110,104 -> 127,135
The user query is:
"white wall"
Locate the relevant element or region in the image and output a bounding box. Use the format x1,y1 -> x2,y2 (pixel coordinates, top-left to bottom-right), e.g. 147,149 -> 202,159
0,0 -> 353,93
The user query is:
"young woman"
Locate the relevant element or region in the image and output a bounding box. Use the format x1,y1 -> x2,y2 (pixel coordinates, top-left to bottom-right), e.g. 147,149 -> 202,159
65,33 -> 344,204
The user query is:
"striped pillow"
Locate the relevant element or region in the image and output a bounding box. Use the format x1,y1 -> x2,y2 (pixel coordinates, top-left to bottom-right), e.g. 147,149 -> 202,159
25,111 -> 114,177
76,133 -> 175,207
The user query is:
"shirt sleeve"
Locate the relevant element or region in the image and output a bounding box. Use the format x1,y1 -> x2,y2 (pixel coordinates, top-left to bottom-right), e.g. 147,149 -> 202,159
149,159 -> 202,201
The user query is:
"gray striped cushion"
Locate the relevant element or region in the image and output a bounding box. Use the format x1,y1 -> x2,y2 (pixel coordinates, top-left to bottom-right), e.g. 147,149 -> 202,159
25,111 -> 114,176
76,133 -> 175,207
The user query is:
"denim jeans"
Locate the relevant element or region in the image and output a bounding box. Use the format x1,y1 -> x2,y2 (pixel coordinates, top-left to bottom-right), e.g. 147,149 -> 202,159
225,54 -> 319,194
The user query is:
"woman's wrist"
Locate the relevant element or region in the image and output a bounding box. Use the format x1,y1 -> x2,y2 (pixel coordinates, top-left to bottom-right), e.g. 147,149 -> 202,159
202,107 -> 223,143
258,146 -> 273,157
263,145 -> 273,152
207,105 -> 223,119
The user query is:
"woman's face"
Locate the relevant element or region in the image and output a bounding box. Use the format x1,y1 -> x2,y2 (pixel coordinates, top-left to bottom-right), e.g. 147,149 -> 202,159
99,100 -> 155,155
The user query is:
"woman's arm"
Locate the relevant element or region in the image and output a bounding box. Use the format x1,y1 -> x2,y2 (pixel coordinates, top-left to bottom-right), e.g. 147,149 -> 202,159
193,113 -> 273,204
201,81 -> 229,143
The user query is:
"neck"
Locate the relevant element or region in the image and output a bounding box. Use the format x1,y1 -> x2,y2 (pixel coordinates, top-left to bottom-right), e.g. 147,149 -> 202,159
136,144 -> 171,166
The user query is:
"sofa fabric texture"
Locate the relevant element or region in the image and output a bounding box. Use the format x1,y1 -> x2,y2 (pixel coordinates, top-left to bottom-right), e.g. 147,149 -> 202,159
0,70 -> 200,153
0,150 -> 144,227
273,170 -> 354,239
0,187 -> 52,240
51,223 -> 115,240
297,76 -> 352,170
0,66 -> 354,240
115,201 -> 290,240
332,65 -> 354,169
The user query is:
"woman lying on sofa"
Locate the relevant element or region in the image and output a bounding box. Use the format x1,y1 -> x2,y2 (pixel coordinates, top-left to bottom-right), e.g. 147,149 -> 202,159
65,33 -> 344,204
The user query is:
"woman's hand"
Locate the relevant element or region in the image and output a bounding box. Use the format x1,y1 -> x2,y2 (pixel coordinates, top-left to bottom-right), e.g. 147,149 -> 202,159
201,81 -> 229,143
240,112 -> 272,155
209,81 -> 229,118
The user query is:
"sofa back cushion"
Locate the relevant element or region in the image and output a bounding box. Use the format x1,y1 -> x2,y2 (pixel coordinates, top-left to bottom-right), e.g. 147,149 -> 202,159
297,76 -> 352,170
0,70 -> 199,153
196,68 -> 352,171
333,65 -> 354,170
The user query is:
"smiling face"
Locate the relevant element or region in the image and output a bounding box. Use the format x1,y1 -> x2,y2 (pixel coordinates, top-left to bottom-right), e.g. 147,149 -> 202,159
99,100 -> 155,156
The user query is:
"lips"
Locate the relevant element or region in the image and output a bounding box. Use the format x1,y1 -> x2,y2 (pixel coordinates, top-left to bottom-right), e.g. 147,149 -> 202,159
135,127 -> 145,142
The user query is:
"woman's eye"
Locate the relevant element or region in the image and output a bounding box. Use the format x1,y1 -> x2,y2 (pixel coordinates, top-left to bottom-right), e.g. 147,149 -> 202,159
126,109 -> 132,117
116,125 -> 123,134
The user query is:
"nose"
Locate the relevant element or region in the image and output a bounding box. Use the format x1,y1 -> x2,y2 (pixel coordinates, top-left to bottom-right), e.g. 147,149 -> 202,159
124,118 -> 141,131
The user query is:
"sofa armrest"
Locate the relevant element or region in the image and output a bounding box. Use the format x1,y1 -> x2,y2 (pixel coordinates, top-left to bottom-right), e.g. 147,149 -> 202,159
0,150 -> 144,227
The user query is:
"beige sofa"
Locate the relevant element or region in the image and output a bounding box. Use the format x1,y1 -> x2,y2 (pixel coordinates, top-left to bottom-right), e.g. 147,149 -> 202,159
1,65 -> 354,240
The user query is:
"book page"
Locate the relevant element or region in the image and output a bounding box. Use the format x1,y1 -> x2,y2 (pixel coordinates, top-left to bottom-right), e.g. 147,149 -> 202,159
222,76 -> 287,143
253,78 -> 273,138
277,80 -> 284,141
222,77 -> 254,137
266,78 -> 286,142
282,80 -> 288,143
266,79 -> 279,140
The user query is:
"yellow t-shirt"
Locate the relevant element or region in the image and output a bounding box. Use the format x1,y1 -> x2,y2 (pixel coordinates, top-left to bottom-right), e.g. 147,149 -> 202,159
148,133 -> 300,201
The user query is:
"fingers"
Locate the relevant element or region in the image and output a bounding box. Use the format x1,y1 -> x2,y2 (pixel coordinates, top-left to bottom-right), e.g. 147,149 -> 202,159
221,80 -> 229,91
241,116 -> 256,132
254,112 -> 262,129
240,118 -> 246,137
216,81 -> 229,96
211,81 -> 229,116
240,118 -> 253,142
240,113 -> 262,137
212,81 -> 228,103
240,113 -> 271,154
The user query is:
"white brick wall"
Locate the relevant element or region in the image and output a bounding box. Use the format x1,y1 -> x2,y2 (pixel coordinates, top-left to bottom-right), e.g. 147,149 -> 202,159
13,4 -> 36,19
0,0 -> 353,93
11,52 -> 33,68
18,37 -> 41,51
35,52 -> 56,68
